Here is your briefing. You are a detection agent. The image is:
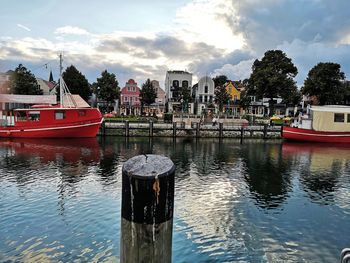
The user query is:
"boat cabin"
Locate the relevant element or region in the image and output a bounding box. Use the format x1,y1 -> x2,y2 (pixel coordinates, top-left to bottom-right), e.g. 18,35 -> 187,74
311,106 -> 350,132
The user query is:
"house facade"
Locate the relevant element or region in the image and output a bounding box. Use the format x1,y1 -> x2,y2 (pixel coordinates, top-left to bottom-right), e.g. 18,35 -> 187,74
120,79 -> 141,115
164,70 -> 192,113
224,81 -> 242,117
194,76 -> 215,115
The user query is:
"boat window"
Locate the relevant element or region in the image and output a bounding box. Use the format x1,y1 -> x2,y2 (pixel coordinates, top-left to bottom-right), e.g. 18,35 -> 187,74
28,111 -> 40,121
334,113 -> 344,123
78,110 -> 86,117
16,111 -> 27,121
55,111 -> 65,120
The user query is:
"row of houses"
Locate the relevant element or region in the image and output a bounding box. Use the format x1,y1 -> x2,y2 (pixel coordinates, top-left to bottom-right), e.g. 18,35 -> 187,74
1,70 -> 295,118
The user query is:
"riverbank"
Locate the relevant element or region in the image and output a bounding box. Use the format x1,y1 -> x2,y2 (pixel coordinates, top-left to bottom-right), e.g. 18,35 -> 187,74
98,120 -> 282,139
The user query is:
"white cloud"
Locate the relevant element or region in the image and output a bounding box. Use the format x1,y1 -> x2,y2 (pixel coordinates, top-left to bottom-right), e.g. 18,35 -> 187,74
17,24 -> 31,32
54,26 -> 90,36
211,59 -> 254,80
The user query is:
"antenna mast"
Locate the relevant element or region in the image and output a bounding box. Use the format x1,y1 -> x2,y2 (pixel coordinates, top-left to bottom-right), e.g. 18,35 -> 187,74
59,54 -> 63,107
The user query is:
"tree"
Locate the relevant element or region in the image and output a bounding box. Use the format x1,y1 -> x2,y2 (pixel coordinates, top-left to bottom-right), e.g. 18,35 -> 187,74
213,75 -> 231,112
94,70 -> 120,105
245,50 -> 298,116
213,75 -> 228,88
140,78 -> 157,107
11,64 -> 42,95
302,62 -> 346,105
62,65 -> 91,102
214,85 -> 231,112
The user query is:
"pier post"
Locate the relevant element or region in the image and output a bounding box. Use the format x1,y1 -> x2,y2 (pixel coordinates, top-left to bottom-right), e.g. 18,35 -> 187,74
196,122 -> 200,138
125,120 -> 129,137
219,122 -> 223,138
121,155 -> 175,263
173,122 -> 177,138
149,120 -> 154,137
240,126 -> 244,144
263,124 -> 267,139
101,120 -> 106,136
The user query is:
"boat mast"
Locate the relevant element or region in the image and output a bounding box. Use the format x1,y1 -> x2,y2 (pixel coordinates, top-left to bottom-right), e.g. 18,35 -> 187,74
59,54 -> 63,107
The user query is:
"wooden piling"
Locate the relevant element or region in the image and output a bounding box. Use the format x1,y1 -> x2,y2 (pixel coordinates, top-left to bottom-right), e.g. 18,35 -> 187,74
125,120 -> 129,137
121,155 -> 175,263
196,122 -> 200,138
263,124 -> 267,139
149,120 -> 154,137
173,122 -> 177,138
219,122 -> 223,138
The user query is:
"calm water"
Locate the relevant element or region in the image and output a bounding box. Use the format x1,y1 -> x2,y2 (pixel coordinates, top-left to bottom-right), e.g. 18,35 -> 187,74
0,137 -> 350,262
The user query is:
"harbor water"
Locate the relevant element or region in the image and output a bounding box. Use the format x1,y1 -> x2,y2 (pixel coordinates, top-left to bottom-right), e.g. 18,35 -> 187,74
0,137 -> 349,262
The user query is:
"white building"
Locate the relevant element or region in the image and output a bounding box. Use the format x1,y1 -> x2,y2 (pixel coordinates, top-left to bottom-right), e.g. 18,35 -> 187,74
194,76 -> 215,114
164,70 -> 192,113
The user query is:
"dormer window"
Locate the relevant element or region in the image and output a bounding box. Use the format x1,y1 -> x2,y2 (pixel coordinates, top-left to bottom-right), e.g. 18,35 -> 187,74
204,85 -> 208,93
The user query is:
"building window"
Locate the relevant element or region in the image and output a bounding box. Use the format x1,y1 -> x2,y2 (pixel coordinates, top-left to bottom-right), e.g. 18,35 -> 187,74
204,85 -> 208,93
199,95 -> 202,103
55,110 -> 65,120
28,111 -> 40,121
173,80 -> 179,87
234,95 -> 238,101
347,113 -> 350,122
130,97 -> 133,102
133,87 -> 135,91
182,80 -> 188,88
334,113 -> 344,122
128,87 -> 130,91
204,96 -> 208,102
16,111 -> 27,121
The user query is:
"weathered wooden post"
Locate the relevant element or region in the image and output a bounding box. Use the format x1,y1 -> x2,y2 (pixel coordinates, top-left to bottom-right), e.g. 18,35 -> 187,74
149,120 -> 154,137
125,120 -> 129,137
172,121 -> 177,138
263,124 -> 267,139
101,120 -> 106,136
196,122 -> 200,138
121,155 -> 175,263
219,122 -> 223,138
240,126 -> 244,144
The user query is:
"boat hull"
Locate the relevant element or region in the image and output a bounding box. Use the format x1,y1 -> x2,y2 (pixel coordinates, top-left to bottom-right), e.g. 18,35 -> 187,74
0,121 -> 101,138
282,126 -> 350,143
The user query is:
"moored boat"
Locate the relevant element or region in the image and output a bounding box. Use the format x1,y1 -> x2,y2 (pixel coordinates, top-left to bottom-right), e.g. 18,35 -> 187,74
0,55 -> 102,138
282,105 -> 350,143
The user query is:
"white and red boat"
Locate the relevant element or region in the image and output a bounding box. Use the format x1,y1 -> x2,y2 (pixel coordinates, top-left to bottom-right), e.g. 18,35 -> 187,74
282,105 -> 350,143
0,55 -> 102,138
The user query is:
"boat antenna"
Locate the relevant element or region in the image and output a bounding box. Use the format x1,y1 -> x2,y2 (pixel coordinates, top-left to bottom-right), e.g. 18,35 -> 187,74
59,53 -> 63,107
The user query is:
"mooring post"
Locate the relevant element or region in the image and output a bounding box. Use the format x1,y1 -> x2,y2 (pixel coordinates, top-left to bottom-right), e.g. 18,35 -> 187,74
263,124 -> 267,139
173,121 -> 177,138
125,120 -> 129,137
121,155 -> 175,263
240,126 -> 244,144
219,122 -> 223,138
196,122 -> 200,138
149,120 -> 154,137
101,120 -> 106,136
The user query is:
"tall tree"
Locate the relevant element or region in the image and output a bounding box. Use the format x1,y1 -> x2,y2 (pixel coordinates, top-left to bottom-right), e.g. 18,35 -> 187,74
302,62 -> 346,105
245,50 -> 298,116
11,64 -> 43,95
94,70 -> 120,105
214,85 -> 231,112
140,79 -> 157,107
213,75 -> 228,88
62,65 -> 91,102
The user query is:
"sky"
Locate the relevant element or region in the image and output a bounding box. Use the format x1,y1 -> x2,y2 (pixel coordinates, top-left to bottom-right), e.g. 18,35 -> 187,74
1,0 -> 350,89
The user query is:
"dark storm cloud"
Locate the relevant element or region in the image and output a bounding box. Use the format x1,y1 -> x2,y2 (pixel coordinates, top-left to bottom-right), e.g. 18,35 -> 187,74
229,0 -> 350,52
96,35 -> 223,60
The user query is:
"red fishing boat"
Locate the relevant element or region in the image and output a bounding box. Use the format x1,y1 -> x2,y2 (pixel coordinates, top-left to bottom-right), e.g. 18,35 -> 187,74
0,55 -> 102,138
282,105 -> 350,143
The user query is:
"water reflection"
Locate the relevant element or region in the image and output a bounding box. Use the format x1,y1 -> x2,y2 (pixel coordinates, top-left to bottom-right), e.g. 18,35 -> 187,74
0,137 -> 350,262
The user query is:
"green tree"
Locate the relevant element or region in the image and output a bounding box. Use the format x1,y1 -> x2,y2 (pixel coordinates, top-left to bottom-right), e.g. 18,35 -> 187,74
62,65 -> 91,102
140,79 -> 157,106
94,70 -> 120,105
213,75 -> 228,88
245,50 -> 298,116
11,64 -> 42,95
214,85 -> 231,112
302,62 -> 346,105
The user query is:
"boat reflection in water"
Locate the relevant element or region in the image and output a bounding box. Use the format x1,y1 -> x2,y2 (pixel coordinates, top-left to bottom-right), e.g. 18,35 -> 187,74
0,138 -> 100,164
282,142 -> 350,203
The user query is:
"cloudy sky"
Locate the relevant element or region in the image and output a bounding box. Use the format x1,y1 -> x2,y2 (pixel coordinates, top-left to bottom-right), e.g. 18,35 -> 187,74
1,0 -> 350,88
